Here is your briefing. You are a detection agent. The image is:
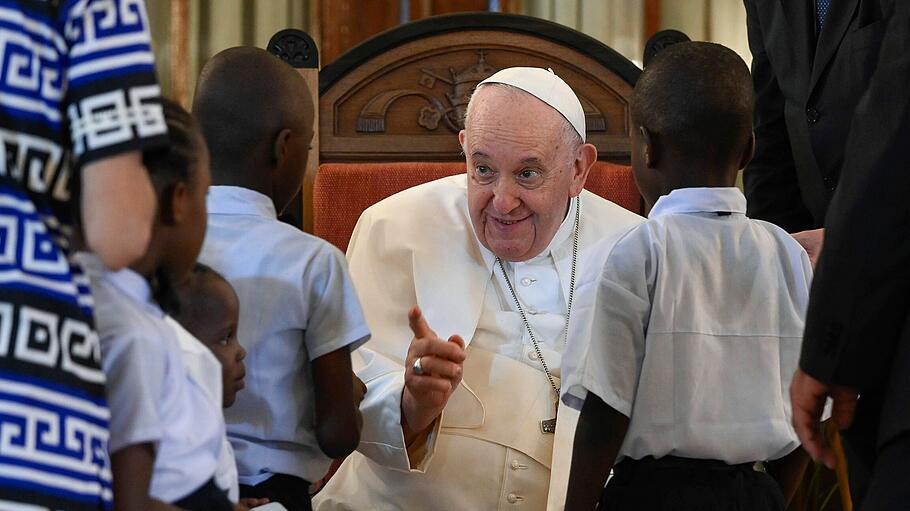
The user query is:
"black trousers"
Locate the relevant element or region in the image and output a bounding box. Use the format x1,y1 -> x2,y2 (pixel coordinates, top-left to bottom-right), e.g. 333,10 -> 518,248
599,456 -> 786,511
174,478 -> 234,511
860,431 -> 910,510
240,473 -> 312,511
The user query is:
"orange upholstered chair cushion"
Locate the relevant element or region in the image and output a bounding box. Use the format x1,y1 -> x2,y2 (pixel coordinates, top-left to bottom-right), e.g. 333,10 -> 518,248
313,161 -> 642,252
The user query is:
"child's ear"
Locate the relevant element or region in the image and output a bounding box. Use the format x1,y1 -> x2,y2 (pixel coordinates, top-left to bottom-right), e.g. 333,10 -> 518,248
160,181 -> 189,226
640,126 -> 659,169
272,128 -> 292,170
738,131 -> 756,170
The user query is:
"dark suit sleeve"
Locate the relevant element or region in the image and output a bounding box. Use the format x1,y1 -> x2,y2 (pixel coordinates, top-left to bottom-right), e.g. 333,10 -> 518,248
742,0 -> 815,232
801,1 -> 910,390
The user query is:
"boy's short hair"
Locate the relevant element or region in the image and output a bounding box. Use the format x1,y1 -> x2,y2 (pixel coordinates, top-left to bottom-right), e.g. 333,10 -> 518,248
631,41 -> 753,167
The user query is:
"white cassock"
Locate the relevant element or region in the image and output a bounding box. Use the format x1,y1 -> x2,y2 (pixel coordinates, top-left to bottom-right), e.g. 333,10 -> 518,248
314,174 -> 643,511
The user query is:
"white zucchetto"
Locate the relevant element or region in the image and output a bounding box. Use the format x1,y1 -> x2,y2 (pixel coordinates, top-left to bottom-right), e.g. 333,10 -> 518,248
478,67 -> 586,142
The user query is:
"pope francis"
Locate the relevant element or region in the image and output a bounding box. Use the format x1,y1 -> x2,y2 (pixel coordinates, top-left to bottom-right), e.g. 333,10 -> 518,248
314,68 -> 644,510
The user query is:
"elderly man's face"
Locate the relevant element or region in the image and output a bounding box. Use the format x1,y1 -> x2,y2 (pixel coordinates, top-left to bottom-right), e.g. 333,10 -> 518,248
460,86 -> 591,262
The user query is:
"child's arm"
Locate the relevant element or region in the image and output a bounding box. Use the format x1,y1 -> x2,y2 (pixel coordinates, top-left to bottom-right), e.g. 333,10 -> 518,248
766,446 -> 810,505
111,444 -> 181,511
564,393 -> 630,511
312,347 -> 362,458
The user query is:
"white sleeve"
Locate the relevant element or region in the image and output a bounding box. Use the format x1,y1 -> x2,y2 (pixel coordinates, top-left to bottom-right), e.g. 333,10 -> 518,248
560,229 -> 653,417
102,335 -> 167,454
302,245 -> 371,360
352,347 -> 439,472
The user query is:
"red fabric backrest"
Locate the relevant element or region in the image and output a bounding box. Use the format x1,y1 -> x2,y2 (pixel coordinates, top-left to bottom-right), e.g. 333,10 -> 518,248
313,161 -> 642,252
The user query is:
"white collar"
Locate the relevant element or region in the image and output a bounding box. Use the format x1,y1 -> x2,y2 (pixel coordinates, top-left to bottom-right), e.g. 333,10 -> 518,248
76,252 -> 161,316
649,187 -> 746,219
207,186 -> 277,219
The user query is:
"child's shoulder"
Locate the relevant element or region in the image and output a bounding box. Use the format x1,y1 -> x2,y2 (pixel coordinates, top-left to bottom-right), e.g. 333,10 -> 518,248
242,216 -> 342,257
597,220 -> 660,274
745,217 -> 808,255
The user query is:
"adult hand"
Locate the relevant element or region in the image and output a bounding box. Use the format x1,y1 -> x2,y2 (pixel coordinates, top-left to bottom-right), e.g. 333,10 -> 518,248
790,368 -> 858,469
401,305 -> 466,443
792,228 -> 825,268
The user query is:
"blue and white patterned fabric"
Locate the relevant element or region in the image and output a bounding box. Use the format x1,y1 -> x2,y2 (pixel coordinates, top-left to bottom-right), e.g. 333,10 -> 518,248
0,1 -> 166,509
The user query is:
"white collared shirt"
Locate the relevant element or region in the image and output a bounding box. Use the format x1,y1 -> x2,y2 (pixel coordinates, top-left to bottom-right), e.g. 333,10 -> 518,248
200,186 -> 371,484
81,254 -> 225,503
562,187 -> 813,464
168,317 -> 240,502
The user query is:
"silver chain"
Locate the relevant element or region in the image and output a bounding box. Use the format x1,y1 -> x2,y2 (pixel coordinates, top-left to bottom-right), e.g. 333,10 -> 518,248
495,197 -> 579,398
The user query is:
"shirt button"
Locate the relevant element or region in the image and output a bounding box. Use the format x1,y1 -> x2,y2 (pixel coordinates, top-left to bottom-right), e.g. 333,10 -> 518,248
520,277 -> 533,286
528,350 -> 538,361
526,305 -> 539,314
510,460 -> 520,469
507,493 -> 521,504
806,107 -> 820,125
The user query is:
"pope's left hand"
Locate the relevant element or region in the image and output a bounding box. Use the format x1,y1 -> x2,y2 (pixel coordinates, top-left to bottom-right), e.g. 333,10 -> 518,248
790,368 -> 858,469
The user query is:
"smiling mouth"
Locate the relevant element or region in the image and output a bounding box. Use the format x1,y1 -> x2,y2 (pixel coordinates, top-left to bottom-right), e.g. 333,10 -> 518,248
490,215 -> 529,226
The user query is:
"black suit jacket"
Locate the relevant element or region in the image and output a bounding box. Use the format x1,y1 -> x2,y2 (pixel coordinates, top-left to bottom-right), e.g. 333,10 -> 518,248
743,0 -> 890,232
801,0 -> 910,443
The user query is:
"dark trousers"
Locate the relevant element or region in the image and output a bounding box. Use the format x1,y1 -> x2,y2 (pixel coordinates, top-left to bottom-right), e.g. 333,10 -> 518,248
599,456 -> 786,511
240,473 -> 312,511
174,478 -> 234,511
860,431 -> 910,510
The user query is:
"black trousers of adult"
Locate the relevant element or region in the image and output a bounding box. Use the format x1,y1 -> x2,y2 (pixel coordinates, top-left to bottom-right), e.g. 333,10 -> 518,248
859,431 -> 910,510
598,456 -> 786,511
174,478 -> 234,511
240,473 -> 312,511
841,391 -> 910,511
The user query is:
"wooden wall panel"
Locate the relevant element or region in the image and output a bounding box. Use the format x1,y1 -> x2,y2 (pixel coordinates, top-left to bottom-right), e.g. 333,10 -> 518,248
320,1 -> 401,64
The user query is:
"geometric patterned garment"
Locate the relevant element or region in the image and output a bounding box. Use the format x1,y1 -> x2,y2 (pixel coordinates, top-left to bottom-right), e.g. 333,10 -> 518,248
0,1 -> 166,508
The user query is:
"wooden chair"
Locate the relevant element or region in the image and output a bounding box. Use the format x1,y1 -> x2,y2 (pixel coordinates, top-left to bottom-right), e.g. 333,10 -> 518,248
270,12 -> 644,251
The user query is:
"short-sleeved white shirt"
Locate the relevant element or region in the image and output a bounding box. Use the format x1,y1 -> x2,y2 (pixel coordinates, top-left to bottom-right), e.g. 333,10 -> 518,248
200,186 -> 371,484
561,187 -> 812,464
168,316 -> 239,503
82,254 -> 225,503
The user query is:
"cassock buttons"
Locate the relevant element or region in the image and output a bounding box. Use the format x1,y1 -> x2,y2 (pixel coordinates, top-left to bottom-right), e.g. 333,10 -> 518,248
506,493 -> 523,504
510,460 -> 527,470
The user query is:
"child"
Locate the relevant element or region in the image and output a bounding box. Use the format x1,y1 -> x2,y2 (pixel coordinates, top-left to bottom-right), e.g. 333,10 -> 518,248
167,263 -> 253,506
191,47 -> 370,511
174,263 -> 247,409
561,42 -> 813,511
83,99 -> 234,511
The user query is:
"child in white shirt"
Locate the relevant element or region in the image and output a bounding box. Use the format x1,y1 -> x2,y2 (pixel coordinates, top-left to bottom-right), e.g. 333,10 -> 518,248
87,100 -> 234,510
562,42 -> 813,511
192,47 -> 369,511
171,263 -> 263,507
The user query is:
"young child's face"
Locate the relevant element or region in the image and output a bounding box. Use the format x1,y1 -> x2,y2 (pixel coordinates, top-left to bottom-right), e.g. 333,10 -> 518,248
191,276 -> 246,407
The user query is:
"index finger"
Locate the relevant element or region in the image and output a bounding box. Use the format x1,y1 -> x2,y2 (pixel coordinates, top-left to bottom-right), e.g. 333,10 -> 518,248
408,305 -> 437,339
